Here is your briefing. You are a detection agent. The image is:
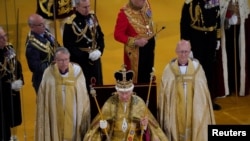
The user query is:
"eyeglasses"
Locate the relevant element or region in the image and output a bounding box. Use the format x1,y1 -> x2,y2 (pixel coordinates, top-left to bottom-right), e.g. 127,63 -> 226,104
177,50 -> 190,54
56,58 -> 69,63
32,23 -> 45,27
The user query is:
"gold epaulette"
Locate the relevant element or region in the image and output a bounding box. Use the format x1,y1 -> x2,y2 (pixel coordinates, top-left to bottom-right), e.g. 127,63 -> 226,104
66,14 -> 76,24
28,35 -> 50,53
27,34 -> 54,62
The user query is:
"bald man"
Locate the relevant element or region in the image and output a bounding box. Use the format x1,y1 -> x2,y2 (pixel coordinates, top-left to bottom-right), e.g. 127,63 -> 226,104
158,40 -> 215,141
25,13 -> 56,93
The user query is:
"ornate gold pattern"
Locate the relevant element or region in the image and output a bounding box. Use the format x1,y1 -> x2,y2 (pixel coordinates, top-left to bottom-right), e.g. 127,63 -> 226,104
0,45 -> 16,81
27,34 -> 54,63
39,0 -> 53,17
124,3 -> 154,38
39,0 -> 73,17
71,15 -> 98,49
58,0 -> 73,15
72,21 -> 88,43
111,95 -> 141,140
127,37 -> 136,48
189,2 -> 218,32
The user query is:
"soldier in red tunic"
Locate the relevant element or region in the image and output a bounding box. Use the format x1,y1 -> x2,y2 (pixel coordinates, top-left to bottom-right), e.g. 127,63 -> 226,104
114,0 -> 155,84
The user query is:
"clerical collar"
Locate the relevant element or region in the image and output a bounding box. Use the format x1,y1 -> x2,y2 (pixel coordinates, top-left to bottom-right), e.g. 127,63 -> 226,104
178,62 -> 188,66
59,69 -> 69,75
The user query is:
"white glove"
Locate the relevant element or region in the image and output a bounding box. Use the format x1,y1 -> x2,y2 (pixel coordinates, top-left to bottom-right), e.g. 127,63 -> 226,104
99,120 -> 108,129
216,40 -> 220,50
89,50 -> 101,61
229,14 -> 238,25
11,79 -> 23,91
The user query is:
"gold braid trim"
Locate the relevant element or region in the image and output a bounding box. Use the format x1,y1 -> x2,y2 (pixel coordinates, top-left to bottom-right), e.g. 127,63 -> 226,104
72,22 -> 89,43
123,3 -> 154,38
189,2 -> 217,32
127,37 -> 136,47
71,14 -> 97,49
0,45 -> 17,81
217,29 -> 221,38
28,34 -> 54,62
90,15 -> 97,49
189,2 -> 202,24
66,14 -> 76,24
191,24 -> 217,32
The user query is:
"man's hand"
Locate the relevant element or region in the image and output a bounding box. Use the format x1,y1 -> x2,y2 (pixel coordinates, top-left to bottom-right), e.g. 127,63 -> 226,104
134,38 -> 148,47
89,49 -> 101,61
229,14 -> 238,25
11,79 -> 23,91
99,120 -> 108,129
216,40 -> 220,50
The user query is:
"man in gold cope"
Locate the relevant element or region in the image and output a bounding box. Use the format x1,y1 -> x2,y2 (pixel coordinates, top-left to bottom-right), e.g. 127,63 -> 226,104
35,47 -> 90,141
158,40 -> 215,141
84,66 -> 168,141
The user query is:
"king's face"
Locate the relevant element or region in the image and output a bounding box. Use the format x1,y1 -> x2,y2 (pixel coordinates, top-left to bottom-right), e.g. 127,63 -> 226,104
118,90 -> 132,102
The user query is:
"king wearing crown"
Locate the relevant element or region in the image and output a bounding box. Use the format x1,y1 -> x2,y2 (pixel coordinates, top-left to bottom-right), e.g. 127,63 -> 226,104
84,65 -> 168,141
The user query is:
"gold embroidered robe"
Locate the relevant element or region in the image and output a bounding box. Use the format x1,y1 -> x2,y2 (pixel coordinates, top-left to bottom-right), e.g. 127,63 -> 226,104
35,63 -> 90,141
83,94 -> 168,141
158,58 -> 215,141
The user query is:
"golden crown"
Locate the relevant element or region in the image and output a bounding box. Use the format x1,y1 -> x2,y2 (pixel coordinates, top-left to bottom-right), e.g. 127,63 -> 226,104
114,65 -> 134,91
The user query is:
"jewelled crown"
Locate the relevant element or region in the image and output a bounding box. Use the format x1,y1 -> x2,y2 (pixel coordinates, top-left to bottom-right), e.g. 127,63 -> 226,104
114,65 -> 134,92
